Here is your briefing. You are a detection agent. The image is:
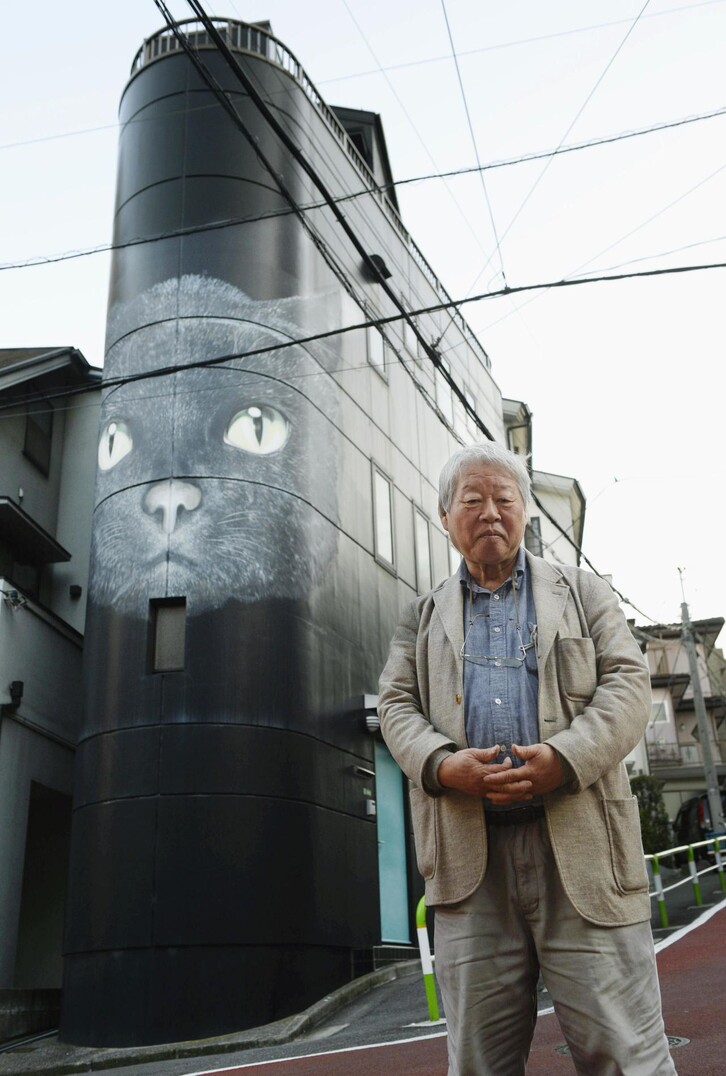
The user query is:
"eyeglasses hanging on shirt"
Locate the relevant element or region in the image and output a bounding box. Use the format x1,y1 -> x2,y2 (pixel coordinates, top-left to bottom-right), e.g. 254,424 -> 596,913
460,576 -> 537,669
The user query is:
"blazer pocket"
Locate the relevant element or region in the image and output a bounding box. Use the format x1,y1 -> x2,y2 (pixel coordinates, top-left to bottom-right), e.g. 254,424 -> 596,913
409,786 -> 437,879
603,796 -> 649,893
556,637 -> 597,701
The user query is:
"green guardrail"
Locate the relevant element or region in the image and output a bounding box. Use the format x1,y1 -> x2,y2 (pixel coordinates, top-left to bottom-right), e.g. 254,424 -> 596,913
646,835 -> 725,928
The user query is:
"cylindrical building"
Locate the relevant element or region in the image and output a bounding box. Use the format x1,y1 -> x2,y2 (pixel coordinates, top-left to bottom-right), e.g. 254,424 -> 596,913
62,18 -> 502,1046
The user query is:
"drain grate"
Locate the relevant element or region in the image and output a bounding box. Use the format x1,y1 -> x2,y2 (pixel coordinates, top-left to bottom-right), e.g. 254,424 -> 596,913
555,1036 -> 689,1056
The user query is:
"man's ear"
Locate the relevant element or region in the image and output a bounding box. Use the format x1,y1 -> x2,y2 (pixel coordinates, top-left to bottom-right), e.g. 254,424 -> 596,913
440,511 -> 449,534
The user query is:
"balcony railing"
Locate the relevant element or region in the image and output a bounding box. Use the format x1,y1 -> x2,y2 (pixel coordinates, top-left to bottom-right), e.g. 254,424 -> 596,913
646,741 -> 718,766
128,18 -> 491,372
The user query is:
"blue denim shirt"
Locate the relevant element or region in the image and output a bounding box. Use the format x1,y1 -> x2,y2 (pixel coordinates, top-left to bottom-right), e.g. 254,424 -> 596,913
459,548 -> 540,809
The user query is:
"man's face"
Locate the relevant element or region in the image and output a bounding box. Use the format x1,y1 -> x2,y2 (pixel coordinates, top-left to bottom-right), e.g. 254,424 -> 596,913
441,465 -> 527,575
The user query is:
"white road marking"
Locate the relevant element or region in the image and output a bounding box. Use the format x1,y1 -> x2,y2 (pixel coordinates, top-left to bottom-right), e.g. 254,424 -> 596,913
181,1030 -> 448,1073
654,895 -> 726,953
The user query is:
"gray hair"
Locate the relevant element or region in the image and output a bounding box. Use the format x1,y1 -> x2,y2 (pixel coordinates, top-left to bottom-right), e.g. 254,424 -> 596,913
438,444 -> 532,516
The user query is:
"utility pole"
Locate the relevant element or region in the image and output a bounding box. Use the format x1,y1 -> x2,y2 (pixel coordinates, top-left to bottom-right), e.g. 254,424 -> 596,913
681,600 -> 726,836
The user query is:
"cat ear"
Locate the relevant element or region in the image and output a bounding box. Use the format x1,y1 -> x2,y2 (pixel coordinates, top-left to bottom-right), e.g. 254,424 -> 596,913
262,289 -> 341,334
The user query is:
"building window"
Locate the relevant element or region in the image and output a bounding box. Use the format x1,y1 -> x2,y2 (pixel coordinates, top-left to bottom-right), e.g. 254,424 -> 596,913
366,324 -> 387,378
448,538 -> 460,576
650,701 -> 669,724
652,647 -> 669,677
525,517 -> 543,557
465,387 -> 479,439
372,466 -> 395,567
150,597 -> 187,672
24,400 -> 53,476
414,509 -> 432,593
435,359 -> 454,426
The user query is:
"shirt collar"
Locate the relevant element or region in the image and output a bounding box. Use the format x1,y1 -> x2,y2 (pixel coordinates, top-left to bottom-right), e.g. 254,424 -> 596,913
458,546 -> 527,593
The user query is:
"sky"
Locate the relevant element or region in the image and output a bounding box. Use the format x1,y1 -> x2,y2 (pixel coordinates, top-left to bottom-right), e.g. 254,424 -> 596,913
2,0 -> 725,637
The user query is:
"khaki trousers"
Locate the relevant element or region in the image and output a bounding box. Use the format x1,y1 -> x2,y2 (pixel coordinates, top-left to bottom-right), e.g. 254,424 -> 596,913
434,818 -> 676,1076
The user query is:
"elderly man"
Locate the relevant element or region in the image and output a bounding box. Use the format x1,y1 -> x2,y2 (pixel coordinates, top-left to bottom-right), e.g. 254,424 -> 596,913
378,444 -> 675,1076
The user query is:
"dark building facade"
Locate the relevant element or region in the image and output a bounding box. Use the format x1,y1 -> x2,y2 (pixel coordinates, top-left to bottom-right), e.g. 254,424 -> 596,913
61,18 -> 504,1046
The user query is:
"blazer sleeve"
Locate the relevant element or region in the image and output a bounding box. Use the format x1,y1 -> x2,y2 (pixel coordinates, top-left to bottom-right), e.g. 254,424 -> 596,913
378,598 -> 458,793
545,571 -> 651,793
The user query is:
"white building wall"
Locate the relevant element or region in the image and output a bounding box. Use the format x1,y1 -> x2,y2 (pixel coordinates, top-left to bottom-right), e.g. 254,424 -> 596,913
531,478 -> 582,569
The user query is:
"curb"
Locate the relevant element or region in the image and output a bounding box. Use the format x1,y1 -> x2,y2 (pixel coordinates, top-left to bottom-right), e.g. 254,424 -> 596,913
0,961 -> 422,1075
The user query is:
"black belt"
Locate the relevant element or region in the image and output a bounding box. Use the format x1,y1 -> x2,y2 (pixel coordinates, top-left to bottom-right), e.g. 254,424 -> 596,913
485,804 -> 545,827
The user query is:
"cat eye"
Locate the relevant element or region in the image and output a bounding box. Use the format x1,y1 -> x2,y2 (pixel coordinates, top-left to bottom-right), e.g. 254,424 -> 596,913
224,405 -> 289,455
98,420 -> 133,470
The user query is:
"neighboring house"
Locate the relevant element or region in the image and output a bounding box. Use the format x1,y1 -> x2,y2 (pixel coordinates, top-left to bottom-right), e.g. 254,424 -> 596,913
633,617 -> 726,820
502,399 -> 585,568
0,348 -> 100,1038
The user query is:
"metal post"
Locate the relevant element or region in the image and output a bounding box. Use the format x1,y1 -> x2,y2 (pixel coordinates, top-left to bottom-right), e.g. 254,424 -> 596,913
415,896 -> 440,1022
651,855 -> 669,928
714,837 -> 726,893
681,601 -> 726,839
687,845 -> 703,906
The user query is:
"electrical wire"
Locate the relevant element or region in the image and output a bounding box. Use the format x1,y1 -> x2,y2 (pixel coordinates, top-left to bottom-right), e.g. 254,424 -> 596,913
337,0 -> 494,272
439,0 -> 507,288
5,254 -> 726,416
441,0 -> 654,348
317,1 -> 726,86
6,101 -> 726,274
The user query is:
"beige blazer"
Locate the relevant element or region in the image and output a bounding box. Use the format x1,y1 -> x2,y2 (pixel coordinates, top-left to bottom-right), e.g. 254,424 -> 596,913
378,551 -> 652,926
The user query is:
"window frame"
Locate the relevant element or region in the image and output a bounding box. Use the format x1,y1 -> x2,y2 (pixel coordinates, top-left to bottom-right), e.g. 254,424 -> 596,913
366,321 -> 389,381
413,506 -> 432,593
372,463 -> 396,572
149,597 -> 187,673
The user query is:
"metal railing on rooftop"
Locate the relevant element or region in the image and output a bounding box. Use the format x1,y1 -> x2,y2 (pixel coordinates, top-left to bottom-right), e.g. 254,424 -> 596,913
129,18 -> 490,371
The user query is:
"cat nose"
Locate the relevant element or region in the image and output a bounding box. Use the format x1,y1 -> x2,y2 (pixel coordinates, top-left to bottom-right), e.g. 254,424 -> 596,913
143,479 -> 201,534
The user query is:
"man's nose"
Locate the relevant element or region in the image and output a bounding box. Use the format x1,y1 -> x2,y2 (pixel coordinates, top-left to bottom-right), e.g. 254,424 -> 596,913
479,498 -> 500,520
143,479 -> 202,534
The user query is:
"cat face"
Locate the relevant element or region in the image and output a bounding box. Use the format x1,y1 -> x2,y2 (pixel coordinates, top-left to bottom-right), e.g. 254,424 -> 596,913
89,277 -> 340,616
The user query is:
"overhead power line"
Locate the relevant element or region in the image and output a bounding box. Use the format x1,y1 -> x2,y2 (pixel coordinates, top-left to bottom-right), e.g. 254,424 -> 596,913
439,0 -> 507,287
450,0 -> 654,337
4,101 -> 726,274
317,1 -> 726,85
337,0 -> 495,270
5,255 -> 726,418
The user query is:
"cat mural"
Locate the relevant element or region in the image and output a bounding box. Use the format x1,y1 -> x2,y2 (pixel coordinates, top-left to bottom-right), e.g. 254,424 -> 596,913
90,274 -> 341,617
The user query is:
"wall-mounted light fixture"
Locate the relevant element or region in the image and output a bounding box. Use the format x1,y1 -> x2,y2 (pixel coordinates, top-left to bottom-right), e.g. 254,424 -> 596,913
362,693 -> 380,733
363,253 -> 392,282
69,584 -> 83,601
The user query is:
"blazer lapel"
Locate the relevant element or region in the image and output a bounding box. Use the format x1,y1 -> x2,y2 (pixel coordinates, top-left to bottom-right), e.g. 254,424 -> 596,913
526,550 -> 570,668
432,574 -> 465,679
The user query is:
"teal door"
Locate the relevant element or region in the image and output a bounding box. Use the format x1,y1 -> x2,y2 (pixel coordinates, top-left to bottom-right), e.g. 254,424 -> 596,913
374,741 -> 411,943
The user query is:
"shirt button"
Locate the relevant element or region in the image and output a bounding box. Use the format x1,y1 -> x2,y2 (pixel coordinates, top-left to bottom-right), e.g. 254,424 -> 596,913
493,594 -> 500,600
494,627 -> 501,633
494,698 -> 502,705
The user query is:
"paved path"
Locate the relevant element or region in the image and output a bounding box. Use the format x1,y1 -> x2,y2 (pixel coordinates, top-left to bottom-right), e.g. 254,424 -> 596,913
187,899 -> 726,1075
